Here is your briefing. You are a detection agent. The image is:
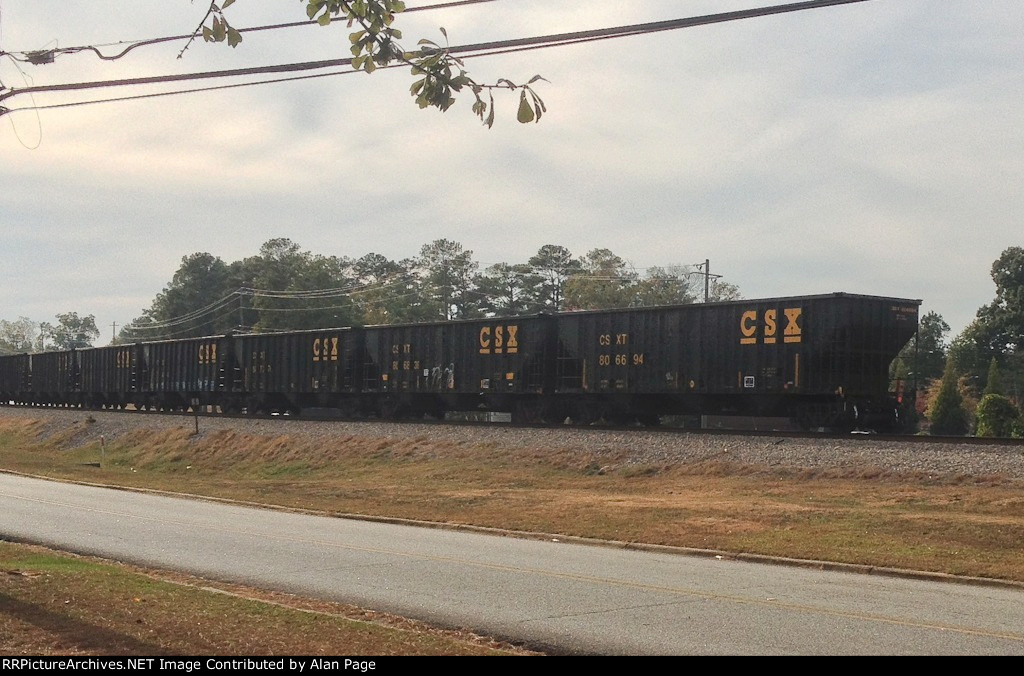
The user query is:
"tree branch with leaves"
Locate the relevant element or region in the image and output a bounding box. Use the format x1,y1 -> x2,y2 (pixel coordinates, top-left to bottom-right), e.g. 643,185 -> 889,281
197,0 -> 546,127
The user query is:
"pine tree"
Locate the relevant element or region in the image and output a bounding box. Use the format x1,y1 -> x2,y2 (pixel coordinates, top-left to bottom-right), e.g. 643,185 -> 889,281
928,357 -> 970,435
984,357 -> 1003,396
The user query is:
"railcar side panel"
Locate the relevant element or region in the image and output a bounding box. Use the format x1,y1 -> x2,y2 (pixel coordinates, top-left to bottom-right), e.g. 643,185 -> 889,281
234,329 -> 359,411
146,337 -> 227,408
368,323 -> 445,395
454,316 -> 551,397
0,354 -> 31,403
28,350 -> 78,405
78,345 -> 137,407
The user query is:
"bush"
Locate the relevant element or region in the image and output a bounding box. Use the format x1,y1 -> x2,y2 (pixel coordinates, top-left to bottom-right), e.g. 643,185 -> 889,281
1012,412 -> 1024,439
975,394 -> 1020,438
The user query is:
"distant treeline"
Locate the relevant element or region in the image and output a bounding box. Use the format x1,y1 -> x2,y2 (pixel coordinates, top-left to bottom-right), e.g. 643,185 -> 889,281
115,239 -> 741,341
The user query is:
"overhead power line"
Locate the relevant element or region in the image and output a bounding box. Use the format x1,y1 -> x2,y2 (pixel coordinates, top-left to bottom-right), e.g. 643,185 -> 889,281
0,0 -> 875,114
0,1 -> 501,63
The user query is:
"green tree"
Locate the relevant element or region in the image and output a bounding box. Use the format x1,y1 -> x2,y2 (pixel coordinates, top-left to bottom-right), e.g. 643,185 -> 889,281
981,247 -> 1024,352
974,393 -> 1019,438
125,241 -> 362,339
475,263 -> 538,317
984,357 -> 1003,396
705,279 -> 743,303
237,239 -> 358,332
951,248 -> 1024,403
948,319 -> 990,381
526,245 -> 581,312
927,357 -> 970,436
352,252 -> 412,325
563,248 -> 638,310
0,317 -> 41,353
44,312 -> 100,350
894,311 -> 949,386
127,252 -> 234,340
204,0 -> 545,127
417,239 -> 479,320
631,266 -> 698,307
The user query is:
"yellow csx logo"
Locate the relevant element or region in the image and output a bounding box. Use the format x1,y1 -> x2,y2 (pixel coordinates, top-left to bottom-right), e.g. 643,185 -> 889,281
740,308 -> 802,345
312,336 -> 340,362
479,325 -> 519,355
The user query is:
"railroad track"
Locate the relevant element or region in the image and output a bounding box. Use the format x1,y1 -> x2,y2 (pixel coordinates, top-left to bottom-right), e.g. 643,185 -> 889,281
4,402 -> 1021,448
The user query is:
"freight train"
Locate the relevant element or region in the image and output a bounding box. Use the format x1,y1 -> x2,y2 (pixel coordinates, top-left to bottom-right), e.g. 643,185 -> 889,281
0,292 -> 921,431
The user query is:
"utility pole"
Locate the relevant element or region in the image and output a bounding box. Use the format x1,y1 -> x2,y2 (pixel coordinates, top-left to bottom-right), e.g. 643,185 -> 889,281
703,258 -> 710,303
693,259 -> 722,302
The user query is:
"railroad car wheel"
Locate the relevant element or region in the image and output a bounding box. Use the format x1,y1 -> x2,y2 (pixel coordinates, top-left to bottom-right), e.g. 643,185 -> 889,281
379,398 -> 408,420
636,413 -> 661,427
513,400 -> 544,424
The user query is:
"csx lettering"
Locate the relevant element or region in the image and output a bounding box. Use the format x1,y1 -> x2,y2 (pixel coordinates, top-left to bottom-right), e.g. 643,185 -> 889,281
479,325 -> 519,354
764,309 -> 777,344
783,308 -> 802,342
740,308 -> 803,345
198,342 -> 217,364
313,337 -> 340,362
599,333 -> 628,346
740,311 -> 758,345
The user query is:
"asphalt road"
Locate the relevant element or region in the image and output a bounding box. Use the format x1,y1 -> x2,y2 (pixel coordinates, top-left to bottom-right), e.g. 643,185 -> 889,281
1,472 -> 1023,655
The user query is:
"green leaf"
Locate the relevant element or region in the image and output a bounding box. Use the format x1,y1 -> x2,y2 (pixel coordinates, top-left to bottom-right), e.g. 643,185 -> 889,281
517,92 -> 535,123
222,0 -> 235,8
202,26 -> 214,42
530,90 -> 547,114
318,14 -> 332,26
227,27 -> 243,48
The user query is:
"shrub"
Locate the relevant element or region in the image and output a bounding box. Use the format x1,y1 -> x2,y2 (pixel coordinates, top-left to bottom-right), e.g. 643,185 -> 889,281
975,394 -> 1019,438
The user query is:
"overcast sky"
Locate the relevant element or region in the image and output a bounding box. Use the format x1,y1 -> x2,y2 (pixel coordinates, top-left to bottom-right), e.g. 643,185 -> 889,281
2,0 -> 1021,344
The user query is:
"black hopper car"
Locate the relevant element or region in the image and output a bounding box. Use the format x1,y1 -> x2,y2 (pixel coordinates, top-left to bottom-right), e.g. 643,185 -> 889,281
0,292 -> 920,432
